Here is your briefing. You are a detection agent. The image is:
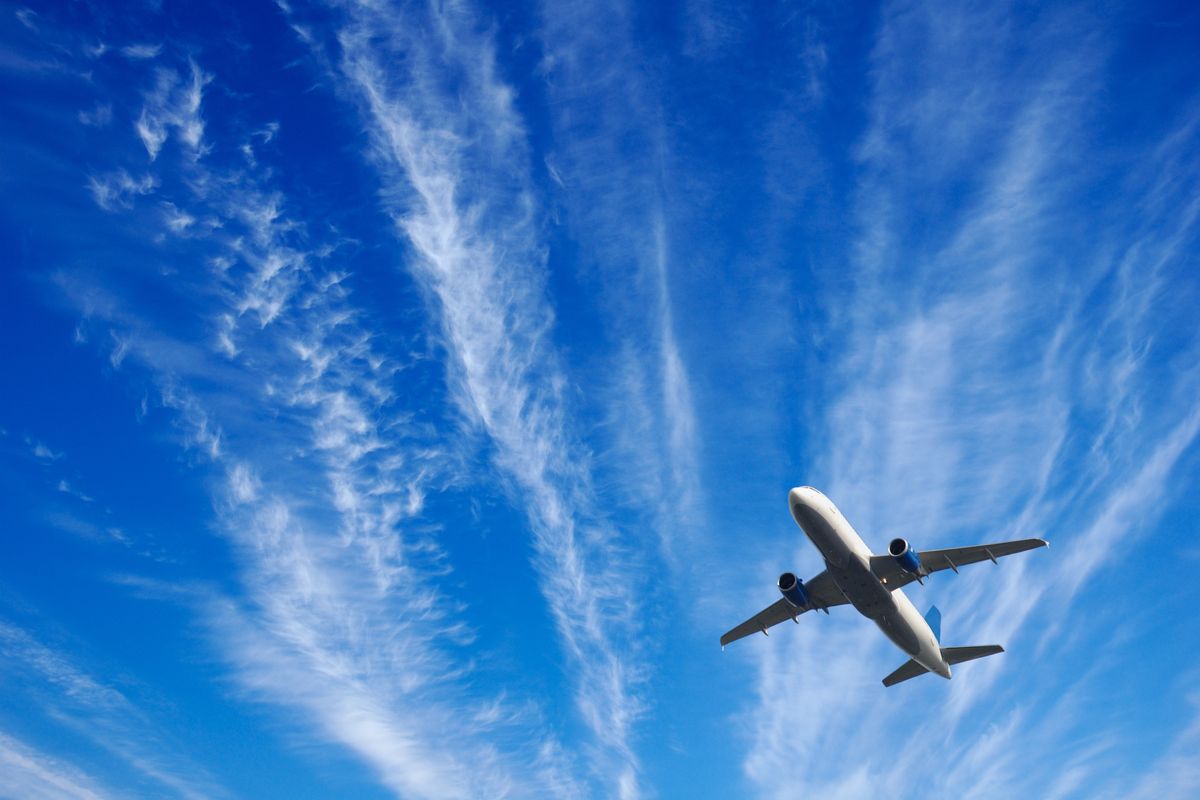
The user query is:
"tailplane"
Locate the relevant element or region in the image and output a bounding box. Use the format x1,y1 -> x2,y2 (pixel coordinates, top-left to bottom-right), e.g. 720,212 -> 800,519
941,644 -> 1004,665
882,658 -> 928,687
882,644 -> 1004,687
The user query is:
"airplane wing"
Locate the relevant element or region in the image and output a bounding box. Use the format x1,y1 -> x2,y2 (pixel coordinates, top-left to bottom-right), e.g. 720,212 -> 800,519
720,570 -> 848,647
869,538 -> 1047,591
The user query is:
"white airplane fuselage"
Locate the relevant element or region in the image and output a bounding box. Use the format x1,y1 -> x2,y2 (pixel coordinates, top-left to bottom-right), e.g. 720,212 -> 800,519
789,486 -> 951,679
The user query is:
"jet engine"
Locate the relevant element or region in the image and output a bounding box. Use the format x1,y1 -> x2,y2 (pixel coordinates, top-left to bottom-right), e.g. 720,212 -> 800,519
777,572 -> 810,608
888,537 -> 921,573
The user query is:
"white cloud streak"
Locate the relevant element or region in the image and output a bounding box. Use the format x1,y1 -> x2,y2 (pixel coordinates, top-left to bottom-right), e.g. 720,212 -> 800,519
120,43 -> 162,60
325,2 -> 653,793
535,0 -> 703,568
180,183 -> 574,799
66,50 -> 589,800
0,732 -> 110,800
0,621 -> 218,799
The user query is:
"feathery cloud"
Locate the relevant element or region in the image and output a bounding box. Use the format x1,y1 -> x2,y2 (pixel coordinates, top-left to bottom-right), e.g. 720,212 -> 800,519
136,62 -> 210,161
59,50 -> 589,798
87,171 -> 157,212
535,0 -> 703,568
329,2 -> 653,792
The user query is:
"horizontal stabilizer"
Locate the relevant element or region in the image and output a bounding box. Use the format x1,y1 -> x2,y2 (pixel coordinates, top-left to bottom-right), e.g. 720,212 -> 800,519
941,644 -> 1004,665
882,658 -> 929,687
882,645 -> 1004,687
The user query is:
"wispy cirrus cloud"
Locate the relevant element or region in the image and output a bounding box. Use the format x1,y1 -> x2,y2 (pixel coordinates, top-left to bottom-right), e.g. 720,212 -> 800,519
120,43 -> 162,60
0,732 -> 110,800
87,170 -> 158,212
535,0 -> 703,567
0,621 -> 219,799
12,2 -> 1198,797
61,48 -> 588,800
136,62 -> 210,161
315,1 -> 660,793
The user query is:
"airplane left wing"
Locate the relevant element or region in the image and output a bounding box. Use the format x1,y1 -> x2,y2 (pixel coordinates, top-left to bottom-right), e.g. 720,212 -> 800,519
720,570 -> 848,647
870,538 -> 1047,590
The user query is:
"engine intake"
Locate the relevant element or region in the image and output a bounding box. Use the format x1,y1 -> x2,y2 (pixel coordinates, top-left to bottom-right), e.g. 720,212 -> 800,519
778,572 -> 810,608
888,537 -> 922,574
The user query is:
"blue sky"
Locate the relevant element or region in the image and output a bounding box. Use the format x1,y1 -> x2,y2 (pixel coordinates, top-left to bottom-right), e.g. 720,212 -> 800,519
2,0 -> 1199,797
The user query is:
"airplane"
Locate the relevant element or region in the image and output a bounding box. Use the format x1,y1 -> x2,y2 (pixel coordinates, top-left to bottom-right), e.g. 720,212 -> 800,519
720,486 -> 1047,686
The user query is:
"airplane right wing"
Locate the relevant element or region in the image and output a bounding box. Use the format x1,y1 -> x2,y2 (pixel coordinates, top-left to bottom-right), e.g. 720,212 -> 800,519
869,538 -> 1047,590
720,570 -> 848,647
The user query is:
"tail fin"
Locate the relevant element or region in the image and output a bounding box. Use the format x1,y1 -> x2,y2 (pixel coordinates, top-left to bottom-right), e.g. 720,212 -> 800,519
924,605 -> 941,642
941,644 -> 1003,665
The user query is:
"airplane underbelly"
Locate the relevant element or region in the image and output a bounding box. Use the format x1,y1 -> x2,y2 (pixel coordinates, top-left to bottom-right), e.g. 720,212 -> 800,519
791,503 -> 852,566
875,613 -> 921,656
827,559 -> 923,657
827,558 -> 894,620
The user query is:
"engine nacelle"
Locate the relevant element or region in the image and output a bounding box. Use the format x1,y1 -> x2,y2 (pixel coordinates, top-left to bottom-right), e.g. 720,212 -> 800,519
778,572 -> 810,608
889,537 -> 921,573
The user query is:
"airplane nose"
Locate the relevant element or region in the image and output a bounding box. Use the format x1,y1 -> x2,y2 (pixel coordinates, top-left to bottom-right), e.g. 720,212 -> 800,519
788,487 -> 825,529
788,486 -> 826,517
788,486 -> 822,508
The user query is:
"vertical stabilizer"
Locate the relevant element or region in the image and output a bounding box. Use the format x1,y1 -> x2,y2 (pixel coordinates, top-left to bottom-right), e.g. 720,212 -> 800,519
924,605 -> 941,642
